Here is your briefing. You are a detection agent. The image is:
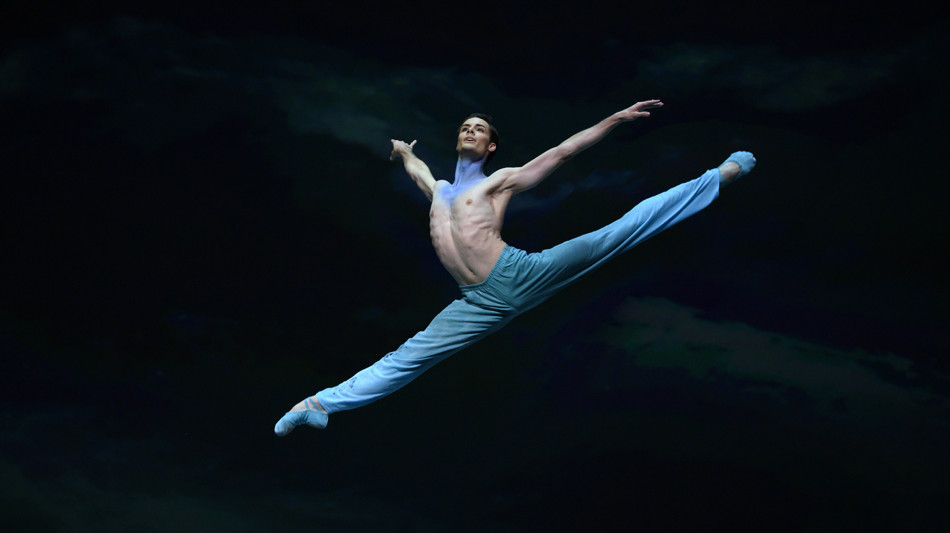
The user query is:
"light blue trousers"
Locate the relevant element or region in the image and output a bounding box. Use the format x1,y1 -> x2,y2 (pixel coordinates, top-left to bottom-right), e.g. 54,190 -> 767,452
316,169 -> 720,413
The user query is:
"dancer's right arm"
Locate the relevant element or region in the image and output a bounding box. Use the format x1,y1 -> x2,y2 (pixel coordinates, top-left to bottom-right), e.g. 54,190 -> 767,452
391,139 -> 436,201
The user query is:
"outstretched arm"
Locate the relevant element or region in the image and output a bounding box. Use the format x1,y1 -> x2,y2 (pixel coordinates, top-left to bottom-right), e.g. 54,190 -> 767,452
496,100 -> 663,195
391,139 -> 437,202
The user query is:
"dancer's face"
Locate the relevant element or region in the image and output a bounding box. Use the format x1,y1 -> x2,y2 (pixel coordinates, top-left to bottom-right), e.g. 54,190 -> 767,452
456,117 -> 496,160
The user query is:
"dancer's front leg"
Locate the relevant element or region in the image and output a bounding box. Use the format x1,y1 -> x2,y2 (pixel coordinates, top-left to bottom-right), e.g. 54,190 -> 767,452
509,151 -> 756,310
718,151 -> 756,186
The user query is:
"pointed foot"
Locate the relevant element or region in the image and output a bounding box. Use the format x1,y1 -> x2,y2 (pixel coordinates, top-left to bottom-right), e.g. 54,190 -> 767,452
274,397 -> 328,436
718,151 -> 756,185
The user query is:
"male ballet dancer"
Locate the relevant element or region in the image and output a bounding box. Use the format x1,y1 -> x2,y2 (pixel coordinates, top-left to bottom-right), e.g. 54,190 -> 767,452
275,99 -> 755,435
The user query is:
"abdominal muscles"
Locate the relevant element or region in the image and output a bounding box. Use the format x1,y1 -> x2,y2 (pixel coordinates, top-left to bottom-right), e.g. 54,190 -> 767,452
429,186 -> 506,285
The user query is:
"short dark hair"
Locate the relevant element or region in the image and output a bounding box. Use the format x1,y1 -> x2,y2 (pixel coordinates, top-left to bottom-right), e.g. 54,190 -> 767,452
459,113 -> 499,163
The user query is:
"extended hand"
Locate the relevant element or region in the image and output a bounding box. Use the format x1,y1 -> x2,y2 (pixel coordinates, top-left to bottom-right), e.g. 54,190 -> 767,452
617,99 -> 664,121
390,139 -> 417,160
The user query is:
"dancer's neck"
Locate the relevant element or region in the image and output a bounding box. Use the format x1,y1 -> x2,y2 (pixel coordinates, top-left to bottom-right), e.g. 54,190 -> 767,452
454,156 -> 487,186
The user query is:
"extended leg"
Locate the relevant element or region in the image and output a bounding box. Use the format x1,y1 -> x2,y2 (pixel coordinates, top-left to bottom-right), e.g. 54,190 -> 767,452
507,154 -> 753,310
275,296 -> 515,435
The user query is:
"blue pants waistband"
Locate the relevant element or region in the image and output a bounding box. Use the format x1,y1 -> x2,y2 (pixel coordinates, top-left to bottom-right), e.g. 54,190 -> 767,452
458,244 -> 519,296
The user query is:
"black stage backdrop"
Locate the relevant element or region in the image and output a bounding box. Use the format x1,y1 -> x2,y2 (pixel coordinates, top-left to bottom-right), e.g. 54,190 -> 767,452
2,1 -> 948,531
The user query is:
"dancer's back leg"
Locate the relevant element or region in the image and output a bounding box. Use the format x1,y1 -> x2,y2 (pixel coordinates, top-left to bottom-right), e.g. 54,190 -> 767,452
275,293 -> 515,435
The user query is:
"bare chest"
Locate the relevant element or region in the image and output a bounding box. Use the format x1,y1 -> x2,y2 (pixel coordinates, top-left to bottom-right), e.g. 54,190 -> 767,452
432,183 -> 497,225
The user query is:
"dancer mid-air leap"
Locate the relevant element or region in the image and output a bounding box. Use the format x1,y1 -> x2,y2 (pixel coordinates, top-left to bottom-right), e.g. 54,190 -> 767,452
275,100 -> 756,435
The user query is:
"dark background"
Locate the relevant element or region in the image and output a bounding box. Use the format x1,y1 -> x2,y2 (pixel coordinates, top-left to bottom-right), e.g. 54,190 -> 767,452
2,1 -> 948,530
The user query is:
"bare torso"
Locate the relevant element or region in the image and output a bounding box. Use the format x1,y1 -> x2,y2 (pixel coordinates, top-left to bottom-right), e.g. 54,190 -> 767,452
428,168 -> 516,285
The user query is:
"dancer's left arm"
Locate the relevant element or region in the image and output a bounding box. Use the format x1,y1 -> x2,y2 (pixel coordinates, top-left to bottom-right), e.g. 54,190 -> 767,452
493,100 -> 663,195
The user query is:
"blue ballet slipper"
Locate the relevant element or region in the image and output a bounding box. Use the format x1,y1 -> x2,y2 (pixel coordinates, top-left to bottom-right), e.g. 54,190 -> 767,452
720,151 -> 756,181
274,397 -> 328,436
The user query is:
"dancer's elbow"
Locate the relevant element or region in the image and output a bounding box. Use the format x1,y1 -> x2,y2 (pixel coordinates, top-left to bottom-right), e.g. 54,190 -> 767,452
556,144 -> 577,161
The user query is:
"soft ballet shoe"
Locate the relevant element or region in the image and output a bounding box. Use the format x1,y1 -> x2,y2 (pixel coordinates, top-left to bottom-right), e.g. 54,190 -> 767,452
720,151 -> 756,180
274,397 -> 328,436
